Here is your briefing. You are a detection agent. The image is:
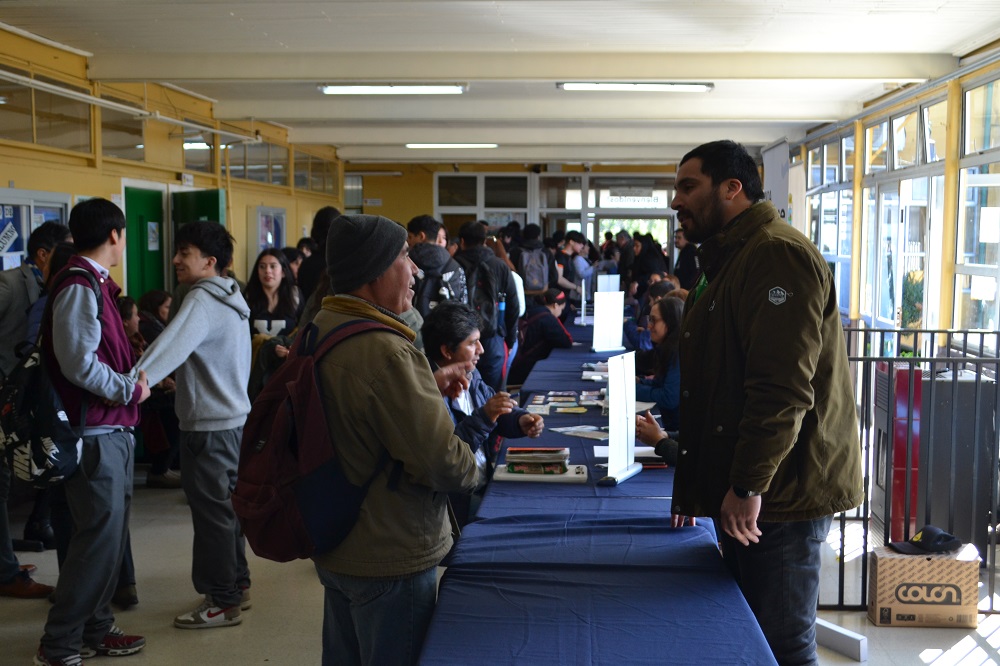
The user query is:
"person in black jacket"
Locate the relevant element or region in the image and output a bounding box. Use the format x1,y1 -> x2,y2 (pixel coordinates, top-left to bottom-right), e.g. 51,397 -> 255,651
673,227 -> 701,289
453,221 -> 519,391
407,215 -> 468,317
507,289 -> 574,386
295,205 -> 340,303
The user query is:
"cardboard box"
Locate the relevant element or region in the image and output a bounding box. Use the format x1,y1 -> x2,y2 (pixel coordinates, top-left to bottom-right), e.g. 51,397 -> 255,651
868,543 -> 980,628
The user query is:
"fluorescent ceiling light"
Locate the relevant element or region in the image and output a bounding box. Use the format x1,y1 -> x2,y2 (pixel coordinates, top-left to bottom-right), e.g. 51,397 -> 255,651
405,143 -> 498,149
557,82 -> 714,93
183,142 -> 212,150
320,84 -> 465,95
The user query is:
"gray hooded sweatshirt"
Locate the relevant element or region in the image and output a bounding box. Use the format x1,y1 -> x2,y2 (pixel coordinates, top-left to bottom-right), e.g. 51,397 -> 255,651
136,276 -> 252,432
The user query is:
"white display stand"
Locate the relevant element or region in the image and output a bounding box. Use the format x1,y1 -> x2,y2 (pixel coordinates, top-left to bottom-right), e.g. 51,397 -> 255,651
597,274 -> 620,292
590,291 -> 626,353
597,351 -> 641,486
574,277 -> 589,326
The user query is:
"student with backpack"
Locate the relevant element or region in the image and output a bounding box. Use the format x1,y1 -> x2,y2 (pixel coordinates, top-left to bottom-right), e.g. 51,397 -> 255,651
35,199 -> 150,665
134,221 -> 253,631
309,214 -> 482,665
453,221 -> 519,391
407,214 -> 467,318
509,223 -> 553,297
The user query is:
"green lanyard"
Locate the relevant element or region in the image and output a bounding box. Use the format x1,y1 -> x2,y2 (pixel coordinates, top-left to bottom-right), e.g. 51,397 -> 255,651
691,273 -> 709,304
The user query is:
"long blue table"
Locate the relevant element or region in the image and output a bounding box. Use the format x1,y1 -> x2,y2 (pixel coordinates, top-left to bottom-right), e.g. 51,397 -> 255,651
418,325 -> 777,665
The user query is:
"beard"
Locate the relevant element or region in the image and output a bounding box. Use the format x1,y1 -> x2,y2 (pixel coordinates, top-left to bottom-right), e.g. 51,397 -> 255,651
679,192 -> 727,244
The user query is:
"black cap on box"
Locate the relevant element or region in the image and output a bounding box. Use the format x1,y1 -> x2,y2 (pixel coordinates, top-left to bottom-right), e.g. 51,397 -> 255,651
889,524 -> 962,555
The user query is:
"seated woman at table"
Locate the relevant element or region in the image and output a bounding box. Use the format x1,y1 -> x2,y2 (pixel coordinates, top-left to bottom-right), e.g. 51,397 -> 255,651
507,288 -> 574,387
624,279 -> 677,360
635,296 -> 684,431
421,301 -> 545,525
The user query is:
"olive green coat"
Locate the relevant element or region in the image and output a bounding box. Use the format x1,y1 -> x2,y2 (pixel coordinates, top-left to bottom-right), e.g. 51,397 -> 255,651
673,201 -> 863,522
311,296 -> 480,578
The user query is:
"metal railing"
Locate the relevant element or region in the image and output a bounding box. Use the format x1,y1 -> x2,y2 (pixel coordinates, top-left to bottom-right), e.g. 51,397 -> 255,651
819,327 -> 1000,612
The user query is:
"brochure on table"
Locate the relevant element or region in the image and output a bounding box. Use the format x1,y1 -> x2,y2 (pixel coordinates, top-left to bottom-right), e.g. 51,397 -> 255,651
591,291 -> 626,353
599,350 -> 642,486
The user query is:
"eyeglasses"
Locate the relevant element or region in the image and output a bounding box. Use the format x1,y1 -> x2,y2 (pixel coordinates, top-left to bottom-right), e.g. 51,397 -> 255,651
647,315 -> 661,324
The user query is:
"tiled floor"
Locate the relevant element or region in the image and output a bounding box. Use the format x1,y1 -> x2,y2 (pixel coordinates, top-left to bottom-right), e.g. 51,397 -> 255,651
3,474 -> 999,665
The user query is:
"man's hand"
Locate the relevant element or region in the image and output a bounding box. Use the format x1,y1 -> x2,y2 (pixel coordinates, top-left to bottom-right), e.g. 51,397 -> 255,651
635,410 -> 665,447
135,370 -> 151,404
274,344 -> 289,359
720,489 -> 762,546
671,513 -> 697,528
518,413 -> 544,437
434,362 -> 473,399
483,391 -> 515,423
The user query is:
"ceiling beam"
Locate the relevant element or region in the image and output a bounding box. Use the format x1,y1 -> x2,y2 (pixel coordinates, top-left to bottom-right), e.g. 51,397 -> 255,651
89,52 -> 957,82
289,123 -> 807,146
336,144 -> 705,164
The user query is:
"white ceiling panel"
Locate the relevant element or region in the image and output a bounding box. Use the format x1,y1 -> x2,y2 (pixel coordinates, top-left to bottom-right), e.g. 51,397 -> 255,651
1,1 -> 999,163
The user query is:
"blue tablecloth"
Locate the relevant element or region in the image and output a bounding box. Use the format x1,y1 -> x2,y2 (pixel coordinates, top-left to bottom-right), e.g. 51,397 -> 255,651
420,566 -> 777,666
445,514 -> 718,569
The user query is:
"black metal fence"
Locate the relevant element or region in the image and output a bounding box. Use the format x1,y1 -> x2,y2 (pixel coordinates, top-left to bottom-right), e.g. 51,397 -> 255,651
819,327 -> 1000,612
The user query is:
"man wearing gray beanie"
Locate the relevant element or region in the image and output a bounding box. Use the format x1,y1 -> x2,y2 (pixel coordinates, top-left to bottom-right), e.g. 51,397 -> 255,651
310,214 -> 482,665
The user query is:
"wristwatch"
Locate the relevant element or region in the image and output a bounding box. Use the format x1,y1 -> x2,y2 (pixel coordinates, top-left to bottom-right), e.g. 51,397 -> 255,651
732,486 -> 760,499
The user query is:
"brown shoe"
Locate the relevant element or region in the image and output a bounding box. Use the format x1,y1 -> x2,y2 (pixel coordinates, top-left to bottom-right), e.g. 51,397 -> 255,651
0,571 -> 54,598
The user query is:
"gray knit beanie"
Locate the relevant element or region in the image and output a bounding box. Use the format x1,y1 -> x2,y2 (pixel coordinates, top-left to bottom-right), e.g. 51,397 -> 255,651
326,214 -> 407,294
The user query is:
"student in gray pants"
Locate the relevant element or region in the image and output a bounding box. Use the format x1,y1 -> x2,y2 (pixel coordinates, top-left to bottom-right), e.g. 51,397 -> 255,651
136,221 -> 252,629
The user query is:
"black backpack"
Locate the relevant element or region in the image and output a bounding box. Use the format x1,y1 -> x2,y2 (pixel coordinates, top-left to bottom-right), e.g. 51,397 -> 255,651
412,266 -> 456,319
456,256 -> 501,338
0,267 -> 102,487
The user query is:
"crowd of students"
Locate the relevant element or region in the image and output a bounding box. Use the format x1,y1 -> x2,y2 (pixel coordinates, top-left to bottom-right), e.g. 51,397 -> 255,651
0,198 -> 693,665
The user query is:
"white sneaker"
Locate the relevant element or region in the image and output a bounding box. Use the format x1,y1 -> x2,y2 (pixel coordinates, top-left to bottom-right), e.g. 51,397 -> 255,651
173,600 -> 241,629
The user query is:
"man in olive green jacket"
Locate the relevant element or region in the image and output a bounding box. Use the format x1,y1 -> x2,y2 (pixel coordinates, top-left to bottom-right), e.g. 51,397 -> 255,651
312,214 -> 482,666
671,141 -> 863,666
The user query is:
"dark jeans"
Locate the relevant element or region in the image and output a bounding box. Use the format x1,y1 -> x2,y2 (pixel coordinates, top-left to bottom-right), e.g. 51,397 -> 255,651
314,565 -> 437,666
719,515 -> 833,666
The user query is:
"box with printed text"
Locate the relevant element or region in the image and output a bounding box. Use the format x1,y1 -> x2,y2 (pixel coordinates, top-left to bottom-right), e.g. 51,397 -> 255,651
867,544 -> 980,628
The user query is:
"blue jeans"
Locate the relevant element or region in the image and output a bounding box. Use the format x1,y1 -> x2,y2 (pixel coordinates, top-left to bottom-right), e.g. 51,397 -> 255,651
720,515 -> 832,666
314,565 -> 437,666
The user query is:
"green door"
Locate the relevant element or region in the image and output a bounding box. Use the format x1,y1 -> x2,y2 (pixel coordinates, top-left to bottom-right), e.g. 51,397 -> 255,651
124,187 -> 165,298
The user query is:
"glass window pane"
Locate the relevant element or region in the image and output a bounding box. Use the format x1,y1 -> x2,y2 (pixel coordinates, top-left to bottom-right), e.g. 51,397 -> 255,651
270,144 -> 288,186
808,146 -> 822,188
860,187 -> 876,317
954,274 -> 997,329
820,191 -> 838,254
438,176 -> 477,206
101,105 -> 144,161
839,190 -> 853,257
964,79 -> 1000,155
34,88 -> 90,153
823,142 -> 840,185
183,132 -> 213,173
878,190 -> 899,322
0,79 -> 34,144
892,111 -> 919,168
539,176 -> 582,209
245,142 -> 269,183
866,122 -> 889,173
484,176 -> 527,208
294,152 -> 310,189
808,194 -> 820,246
923,100 -> 947,163
223,143 -> 245,179
957,163 -> 1000,268
310,158 -> 326,192
592,177 -> 671,209
842,136 -> 855,182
